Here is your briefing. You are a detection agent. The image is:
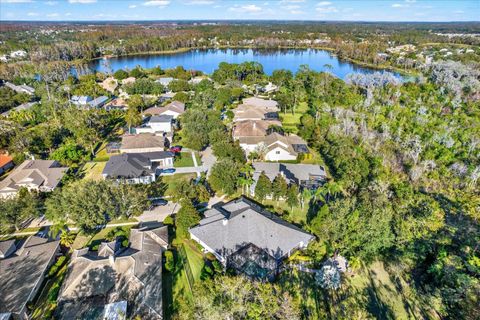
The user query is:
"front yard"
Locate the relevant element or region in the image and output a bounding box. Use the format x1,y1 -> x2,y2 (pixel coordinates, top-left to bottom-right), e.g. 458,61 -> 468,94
174,152 -> 197,168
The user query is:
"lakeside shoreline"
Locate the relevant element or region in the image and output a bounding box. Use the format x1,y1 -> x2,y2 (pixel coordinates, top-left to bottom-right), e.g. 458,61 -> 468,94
89,46 -> 414,77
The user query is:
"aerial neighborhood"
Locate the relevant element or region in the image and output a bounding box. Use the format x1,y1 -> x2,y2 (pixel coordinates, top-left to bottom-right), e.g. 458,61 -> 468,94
0,14 -> 478,320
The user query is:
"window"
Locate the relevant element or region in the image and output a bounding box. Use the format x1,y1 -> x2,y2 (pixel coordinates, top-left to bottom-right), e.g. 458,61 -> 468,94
276,151 -> 280,154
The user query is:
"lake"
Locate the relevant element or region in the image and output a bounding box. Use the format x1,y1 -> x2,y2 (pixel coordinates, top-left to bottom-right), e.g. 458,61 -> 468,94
90,48 -> 402,79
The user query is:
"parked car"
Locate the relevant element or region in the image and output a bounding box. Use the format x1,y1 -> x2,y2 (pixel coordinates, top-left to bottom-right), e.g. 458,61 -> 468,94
169,146 -> 182,153
152,199 -> 168,206
160,168 -> 176,174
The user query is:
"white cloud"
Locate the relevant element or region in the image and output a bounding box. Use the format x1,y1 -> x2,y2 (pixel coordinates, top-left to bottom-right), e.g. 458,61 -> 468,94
185,0 -> 214,5
143,0 -> 170,6
27,11 -> 39,16
290,9 -> 305,14
46,12 -> 59,17
44,1 -> 57,5
317,1 -> 332,6
65,12 -> 72,16
68,0 -> 97,3
282,5 -> 300,10
392,3 -> 408,8
229,4 -> 262,13
316,6 -> 337,13
128,4 -> 137,8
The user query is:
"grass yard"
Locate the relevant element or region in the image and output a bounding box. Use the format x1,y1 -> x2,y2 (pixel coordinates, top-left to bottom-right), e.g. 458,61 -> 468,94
263,194 -> 312,226
81,162 -> 106,181
174,152 -> 195,168
162,173 -> 197,197
279,101 -> 309,134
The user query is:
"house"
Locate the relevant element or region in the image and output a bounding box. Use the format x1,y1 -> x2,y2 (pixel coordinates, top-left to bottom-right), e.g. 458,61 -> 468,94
188,76 -> 211,85
256,82 -> 278,94
155,77 -> 175,87
232,119 -> 282,140
56,226 -> 168,320
1,102 -> 37,117
100,77 -> 118,93
134,115 -> 173,135
0,236 -> 60,319
158,92 -> 176,103
143,101 -> 185,119
102,152 -> 174,184
189,197 -> 314,280
70,95 -> 93,106
88,96 -> 109,109
238,132 -> 309,161
250,162 -> 327,196
119,134 -> 167,153
0,154 -> 14,175
233,97 -> 279,122
105,98 -> 128,111
9,50 -> 27,58
0,160 -> 68,198
4,82 -> 34,95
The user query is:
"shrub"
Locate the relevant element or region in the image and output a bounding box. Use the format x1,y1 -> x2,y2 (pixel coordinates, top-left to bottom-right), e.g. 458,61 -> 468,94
164,250 -> 174,272
48,256 -> 66,277
163,215 -> 174,225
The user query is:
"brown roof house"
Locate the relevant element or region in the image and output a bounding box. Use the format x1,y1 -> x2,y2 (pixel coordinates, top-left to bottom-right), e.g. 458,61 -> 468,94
238,132 -> 309,162
55,226 -> 168,320
190,197 -> 314,280
119,134 -> 167,154
232,120 -> 282,140
143,101 -> 185,119
0,236 -> 60,319
0,160 -> 68,199
0,154 -> 14,175
233,97 -> 279,122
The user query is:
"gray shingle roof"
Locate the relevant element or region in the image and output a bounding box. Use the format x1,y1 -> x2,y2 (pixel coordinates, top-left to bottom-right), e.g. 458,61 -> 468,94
102,153 -> 152,179
149,115 -> 174,123
190,197 -> 314,261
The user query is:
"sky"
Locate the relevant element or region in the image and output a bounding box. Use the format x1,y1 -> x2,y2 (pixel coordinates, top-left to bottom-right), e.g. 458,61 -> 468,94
0,0 -> 478,22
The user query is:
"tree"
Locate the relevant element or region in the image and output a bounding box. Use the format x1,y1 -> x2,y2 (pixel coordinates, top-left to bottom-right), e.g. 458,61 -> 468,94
286,184 -> 299,209
316,263 -> 341,290
208,159 -> 241,195
45,180 -> 115,231
0,188 -> 40,231
113,69 -> 129,81
111,183 -> 149,219
164,250 -> 174,272
125,105 -> 141,133
254,172 -> 272,203
272,174 -> 288,203
175,199 -> 200,237
59,231 -> 75,248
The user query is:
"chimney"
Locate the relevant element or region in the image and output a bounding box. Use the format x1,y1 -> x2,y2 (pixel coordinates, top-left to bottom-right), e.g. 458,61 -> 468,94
222,218 -> 228,226
109,254 -> 115,265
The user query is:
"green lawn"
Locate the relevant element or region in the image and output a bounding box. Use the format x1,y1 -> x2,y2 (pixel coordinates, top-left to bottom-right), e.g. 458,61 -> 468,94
81,162 -> 106,181
262,194 -> 312,226
279,101 -> 308,133
174,152 -> 195,168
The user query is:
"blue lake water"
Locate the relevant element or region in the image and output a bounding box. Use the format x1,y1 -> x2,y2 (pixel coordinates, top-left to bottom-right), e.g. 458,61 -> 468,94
90,48 -> 402,80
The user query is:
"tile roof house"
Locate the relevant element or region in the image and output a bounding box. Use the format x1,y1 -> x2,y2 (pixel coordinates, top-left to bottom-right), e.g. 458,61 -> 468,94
0,154 -> 14,175
238,132 -> 309,161
56,226 -> 168,320
189,197 -> 314,280
143,101 -> 185,119
250,162 -> 327,196
0,160 -> 68,198
119,134 -> 167,154
0,236 -> 60,319
102,152 -> 174,184
232,119 -> 282,140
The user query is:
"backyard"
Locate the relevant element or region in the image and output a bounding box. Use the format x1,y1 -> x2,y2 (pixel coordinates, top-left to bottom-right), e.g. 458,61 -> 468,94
279,101 -> 308,134
81,161 -> 107,181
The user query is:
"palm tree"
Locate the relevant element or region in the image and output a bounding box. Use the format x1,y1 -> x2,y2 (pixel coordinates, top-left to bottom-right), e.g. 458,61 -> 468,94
60,231 -> 75,248
238,164 -> 255,194
314,181 -> 344,204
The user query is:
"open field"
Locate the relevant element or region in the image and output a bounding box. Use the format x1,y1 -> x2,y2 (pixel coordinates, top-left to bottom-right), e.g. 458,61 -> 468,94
279,101 -> 308,134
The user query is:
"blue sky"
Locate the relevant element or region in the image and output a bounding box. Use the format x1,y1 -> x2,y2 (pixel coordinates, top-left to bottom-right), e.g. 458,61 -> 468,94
0,0 -> 478,22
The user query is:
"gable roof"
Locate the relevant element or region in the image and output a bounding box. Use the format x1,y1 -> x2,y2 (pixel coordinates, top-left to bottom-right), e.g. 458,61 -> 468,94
120,134 -> 166,151
0,160 -> 67,195
189,197 -> 314,261
0,236 -> 59,315
233,120 -> 282,138
58,226 -> 168,319
103,152 -> 173,179
0,240 -> 15,258
243,97 -> 279,111
148,115 -> 174,123
144,100 -> 185,116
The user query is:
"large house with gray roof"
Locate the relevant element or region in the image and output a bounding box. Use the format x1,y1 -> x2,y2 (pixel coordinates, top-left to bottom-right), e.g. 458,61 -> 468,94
0,236 -> 60,319
56,226 -> 168,320
189,197 -> 314,280
250,162 -> 327,196
102,152 -> 174,184
0,160 -> 68,198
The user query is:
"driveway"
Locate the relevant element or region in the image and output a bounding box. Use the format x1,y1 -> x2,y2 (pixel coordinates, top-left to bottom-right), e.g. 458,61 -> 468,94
137,201 -> 180,223
158,147 -> 216,177
200,147 -> 217,177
